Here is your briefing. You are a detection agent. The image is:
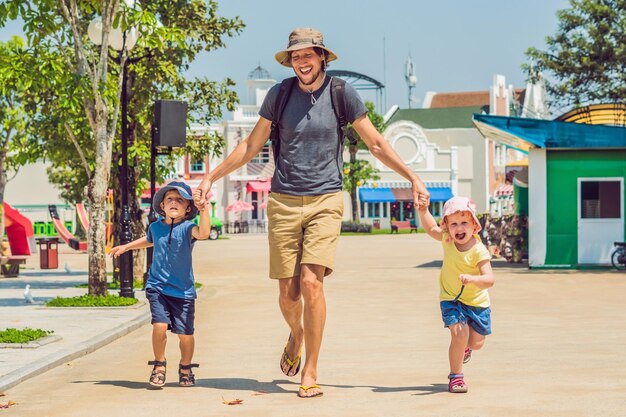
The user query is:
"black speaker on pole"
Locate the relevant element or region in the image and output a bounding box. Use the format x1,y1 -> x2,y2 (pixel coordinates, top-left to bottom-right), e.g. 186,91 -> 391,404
154,100 -> 187,148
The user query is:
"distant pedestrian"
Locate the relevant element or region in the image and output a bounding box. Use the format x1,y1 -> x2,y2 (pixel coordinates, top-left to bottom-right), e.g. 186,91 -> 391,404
109,181 -> 210,388
417,196 -> 494,393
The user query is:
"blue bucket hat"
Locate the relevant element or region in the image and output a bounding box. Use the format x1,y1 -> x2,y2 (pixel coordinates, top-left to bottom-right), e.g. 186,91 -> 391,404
153,181 -> 198,221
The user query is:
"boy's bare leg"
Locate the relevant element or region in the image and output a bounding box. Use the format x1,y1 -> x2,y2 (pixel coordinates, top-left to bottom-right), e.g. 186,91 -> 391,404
298,263 -> 326,397
448,322 -> 470,374
178,334 -> 195,381
151,323 -> 168,382
278,276 -> 304,374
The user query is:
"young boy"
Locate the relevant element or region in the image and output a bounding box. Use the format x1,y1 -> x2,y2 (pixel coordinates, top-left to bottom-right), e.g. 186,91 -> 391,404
417,196 -> 494,393
109,181 -> 210,388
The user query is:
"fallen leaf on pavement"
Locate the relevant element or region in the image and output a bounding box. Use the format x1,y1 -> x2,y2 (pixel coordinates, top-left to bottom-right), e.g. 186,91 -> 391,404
222,397 -> 243,405
252,390 -> 270,396
0,393 -> 5,397
0,400 -> 17,408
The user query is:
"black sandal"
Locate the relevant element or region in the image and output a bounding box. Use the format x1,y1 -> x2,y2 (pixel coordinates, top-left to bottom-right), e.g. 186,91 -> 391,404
148,360 -> 167,387
178,363 -> 199,387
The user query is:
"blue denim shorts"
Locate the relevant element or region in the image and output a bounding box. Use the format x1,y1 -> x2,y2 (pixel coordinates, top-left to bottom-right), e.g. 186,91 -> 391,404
440,300 -> 492,335
146,288 -> 195,335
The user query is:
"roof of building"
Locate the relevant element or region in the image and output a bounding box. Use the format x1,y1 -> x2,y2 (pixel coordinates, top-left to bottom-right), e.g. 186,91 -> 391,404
387,106 -> 485,129
427,88 -> 526,112
473,114 -> 626,152
248,65 -> 272,80
430,91 -> 490,108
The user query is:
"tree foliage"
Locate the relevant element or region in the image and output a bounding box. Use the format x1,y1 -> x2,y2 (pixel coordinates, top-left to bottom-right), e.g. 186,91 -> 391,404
0,1 -> 243,294
525,0 -> 626,109
0,36 -> 43,244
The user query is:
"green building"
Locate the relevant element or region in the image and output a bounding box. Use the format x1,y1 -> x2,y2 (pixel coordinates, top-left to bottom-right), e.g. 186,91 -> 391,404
474,113 -> 626,268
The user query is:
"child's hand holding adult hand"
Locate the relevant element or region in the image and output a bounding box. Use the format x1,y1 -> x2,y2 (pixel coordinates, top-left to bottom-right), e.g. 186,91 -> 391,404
192,189 -> 206,210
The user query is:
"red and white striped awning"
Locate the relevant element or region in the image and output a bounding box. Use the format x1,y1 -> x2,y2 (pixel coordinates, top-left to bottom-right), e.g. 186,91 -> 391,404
494,184 -> 514,197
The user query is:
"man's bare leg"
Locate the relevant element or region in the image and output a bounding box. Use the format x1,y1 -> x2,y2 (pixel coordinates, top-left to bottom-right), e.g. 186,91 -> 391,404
298,263 -> 326,397
278,276 -> 304,375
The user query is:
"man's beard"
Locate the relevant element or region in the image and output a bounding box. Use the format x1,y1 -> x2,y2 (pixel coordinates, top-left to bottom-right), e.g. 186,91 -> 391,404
297,67 -> 324,86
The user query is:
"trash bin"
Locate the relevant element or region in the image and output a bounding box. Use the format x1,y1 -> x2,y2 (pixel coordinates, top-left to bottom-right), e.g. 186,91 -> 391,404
38,238 -> 59,269
373,219 -> 380,230
34,221 -> 47,236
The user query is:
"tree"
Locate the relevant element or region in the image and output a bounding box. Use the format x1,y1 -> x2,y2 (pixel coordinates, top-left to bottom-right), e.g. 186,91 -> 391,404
0,1 -> 242,295
343,101 -> 382,222
0,36 -> 42,246
525,0 -> 626,110
39,1 -> 242,281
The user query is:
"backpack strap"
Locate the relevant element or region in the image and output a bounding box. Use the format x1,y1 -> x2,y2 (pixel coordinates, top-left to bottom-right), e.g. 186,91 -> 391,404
269,77 -> 297,162
330,77 -> 358,146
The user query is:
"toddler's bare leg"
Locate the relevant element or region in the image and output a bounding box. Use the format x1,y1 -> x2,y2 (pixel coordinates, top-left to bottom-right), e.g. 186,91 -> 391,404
448,322 -> 469,374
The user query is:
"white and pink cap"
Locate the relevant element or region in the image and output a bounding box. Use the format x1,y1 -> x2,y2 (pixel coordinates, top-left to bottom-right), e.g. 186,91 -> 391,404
442,196 -> 481,233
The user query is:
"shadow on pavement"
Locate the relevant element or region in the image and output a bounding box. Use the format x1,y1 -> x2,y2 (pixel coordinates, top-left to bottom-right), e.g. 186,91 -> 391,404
0,298 -> 52,307
416,259 -> 530,270
76,378 -> 295,393
77,378 -> 451,396
321,382 -> 448,395
0,279 -> 87,290
73,380 -> 151,390
196,378 -> 294,393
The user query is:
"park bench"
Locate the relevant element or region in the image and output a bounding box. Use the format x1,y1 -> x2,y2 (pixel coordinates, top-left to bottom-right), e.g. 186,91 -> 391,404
1,255 -> 28,278
390,220 -> 418,234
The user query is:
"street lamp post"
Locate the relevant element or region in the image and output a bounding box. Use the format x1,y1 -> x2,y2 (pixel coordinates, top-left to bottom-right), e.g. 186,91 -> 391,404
118,56 -> 134,298
88,16 -> 138,298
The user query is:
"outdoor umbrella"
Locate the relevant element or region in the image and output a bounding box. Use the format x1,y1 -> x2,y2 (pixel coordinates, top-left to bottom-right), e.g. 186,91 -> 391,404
226,200 -> 254,212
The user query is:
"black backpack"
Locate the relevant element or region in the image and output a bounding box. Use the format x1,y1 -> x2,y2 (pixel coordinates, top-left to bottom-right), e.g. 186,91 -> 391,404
268,76 -> 358,162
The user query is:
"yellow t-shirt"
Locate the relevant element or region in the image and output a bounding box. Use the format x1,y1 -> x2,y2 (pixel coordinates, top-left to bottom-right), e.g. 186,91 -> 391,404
440,233 -> 491,308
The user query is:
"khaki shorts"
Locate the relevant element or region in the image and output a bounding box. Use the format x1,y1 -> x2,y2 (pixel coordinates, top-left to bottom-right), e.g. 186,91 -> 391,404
267,191 -> 343,279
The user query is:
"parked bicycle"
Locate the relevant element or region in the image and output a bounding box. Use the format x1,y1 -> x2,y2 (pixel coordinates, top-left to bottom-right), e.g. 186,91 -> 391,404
611,242 -> 626,270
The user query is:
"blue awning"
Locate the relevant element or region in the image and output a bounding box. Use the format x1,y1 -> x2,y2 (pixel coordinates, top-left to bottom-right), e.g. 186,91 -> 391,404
359,187 -> 396,203
429,187 -> 454,202
359,186 -> 453,203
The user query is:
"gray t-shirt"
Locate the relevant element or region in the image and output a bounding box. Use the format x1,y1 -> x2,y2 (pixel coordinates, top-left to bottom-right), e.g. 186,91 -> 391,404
259,76 -> 368,195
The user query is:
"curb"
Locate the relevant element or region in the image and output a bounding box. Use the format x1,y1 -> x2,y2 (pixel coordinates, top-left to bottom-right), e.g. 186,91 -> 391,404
0,310 -> 151,393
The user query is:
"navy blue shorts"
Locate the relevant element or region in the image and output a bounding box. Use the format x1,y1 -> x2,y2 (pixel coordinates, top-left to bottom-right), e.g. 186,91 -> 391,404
440,300 -> 492,335
146,288 -> 195,335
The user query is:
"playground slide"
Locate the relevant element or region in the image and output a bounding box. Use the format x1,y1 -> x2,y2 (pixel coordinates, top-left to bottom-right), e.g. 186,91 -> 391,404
48,205 -> 88,251
76,202 -> 89,232
75,202 -> 113,242
3,202 -> 36,255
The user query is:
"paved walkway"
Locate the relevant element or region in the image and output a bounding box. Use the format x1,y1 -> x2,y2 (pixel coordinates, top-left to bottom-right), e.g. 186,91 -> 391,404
1,234 -> 625,417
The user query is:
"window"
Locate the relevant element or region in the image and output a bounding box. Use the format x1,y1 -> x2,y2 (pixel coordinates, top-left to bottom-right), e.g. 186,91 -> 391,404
382,202 -> 388,218
367,202 -> 380,218
190,159 -> 205,173
360,201 -> 366,218
251,145 -> 271,163
431,202 -> 442,217
580,180 -> 621,219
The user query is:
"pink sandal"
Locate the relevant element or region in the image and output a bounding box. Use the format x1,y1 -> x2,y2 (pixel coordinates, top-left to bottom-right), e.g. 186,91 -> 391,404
448,373 -> 468,393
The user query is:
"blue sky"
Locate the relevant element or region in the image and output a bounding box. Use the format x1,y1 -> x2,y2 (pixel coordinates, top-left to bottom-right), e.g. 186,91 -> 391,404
1,0 -> 571,112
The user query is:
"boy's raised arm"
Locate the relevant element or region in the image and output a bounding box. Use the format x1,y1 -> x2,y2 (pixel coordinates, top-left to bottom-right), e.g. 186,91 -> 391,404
192,190 -> 211,240
109,236 -> 152,258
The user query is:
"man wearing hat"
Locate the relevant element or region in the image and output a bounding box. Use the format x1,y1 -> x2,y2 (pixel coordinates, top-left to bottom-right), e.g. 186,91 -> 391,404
198,28 -> 429,398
